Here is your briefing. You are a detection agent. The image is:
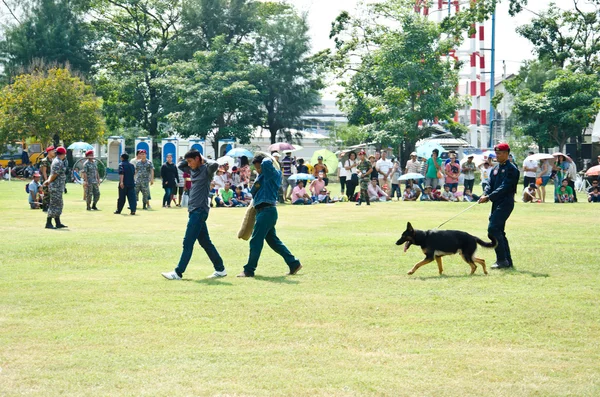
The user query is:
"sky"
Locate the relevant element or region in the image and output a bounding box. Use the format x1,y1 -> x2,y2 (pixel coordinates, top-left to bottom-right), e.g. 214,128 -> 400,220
291,0 -> 571,98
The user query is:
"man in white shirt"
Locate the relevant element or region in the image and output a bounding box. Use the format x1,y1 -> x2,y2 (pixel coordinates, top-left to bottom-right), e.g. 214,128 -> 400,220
376,150 -> 393,193
522,151 -> 538,189
337,152 -> 349,197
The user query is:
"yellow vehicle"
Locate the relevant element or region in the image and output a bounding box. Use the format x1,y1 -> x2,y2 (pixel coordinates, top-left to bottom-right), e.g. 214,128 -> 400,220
0,141 -> 43,167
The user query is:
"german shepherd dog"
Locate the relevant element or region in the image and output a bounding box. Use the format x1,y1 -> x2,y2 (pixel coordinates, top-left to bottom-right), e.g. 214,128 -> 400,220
396,222 -> 497,275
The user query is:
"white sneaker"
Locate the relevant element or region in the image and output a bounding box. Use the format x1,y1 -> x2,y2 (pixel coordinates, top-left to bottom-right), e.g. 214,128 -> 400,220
161,270 -> 181,280
207,269 -> 227,279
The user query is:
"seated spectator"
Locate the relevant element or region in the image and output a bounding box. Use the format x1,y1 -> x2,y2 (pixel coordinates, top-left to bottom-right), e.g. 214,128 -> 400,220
523,183 -> 541,203
420,186 -> 434,201
28,172 -> 41,209
209,181 -> 217,207
431,185 -> 442,201
309,172 -> 327,198
316,188 -> 331,203
215,182 -> 234,207
463,189 -> 475,202
368,178 -> 390,202
588,186 -> 600,202
440,184 -> 456,202
555,179 -> 573,203
242,182 -> 253,199
232,185 -> 250,207
451,186 -> 462,202
402,186 -> 417,201
587,179 -> 599,194
291,180 -> 311,205
0,165 -> 5,178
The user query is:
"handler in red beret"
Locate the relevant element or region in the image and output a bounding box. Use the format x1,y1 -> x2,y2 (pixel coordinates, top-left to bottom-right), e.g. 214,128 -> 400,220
478,143 -> 520,269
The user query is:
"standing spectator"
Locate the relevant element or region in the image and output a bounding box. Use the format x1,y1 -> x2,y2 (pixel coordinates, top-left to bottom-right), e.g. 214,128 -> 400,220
565,157 -> 578,202
162,150 -> 226,280
135,150 -> 154,210
337,152 -> 348,197
161,154 -> 179,208
343,151 -> 358,201
390,161 -> 402,201
461,155 -> 476,194
368,178 -> 390,201
404,151 -> 423,190
536,159 -> 553,203
238,155 -> 302,278
312,156 -> 329,185
356,150 -> 373,206
43,147 -> 69,229
376,150 -> 393,194
82,150 -> 101,211
239,156 -> 251,187
21,148 -> 30,166
115,153 -> 137,215
215,182 -> 234,207
291,180 -> 312,205
480,162 -> 491,193
478,143 -> 519,269
368,154 -> 379,183
522,151 -> 538,189
444,153 -> 461,191
28,172 -> 41,209
176,157 -> 185,206
281,151 -> 296,201
424,149 -> 443,189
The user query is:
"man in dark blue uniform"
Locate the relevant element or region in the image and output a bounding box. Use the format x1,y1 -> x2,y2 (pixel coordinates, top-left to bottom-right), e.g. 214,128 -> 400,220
114,153 -> 137,215
478,143 -> 519,269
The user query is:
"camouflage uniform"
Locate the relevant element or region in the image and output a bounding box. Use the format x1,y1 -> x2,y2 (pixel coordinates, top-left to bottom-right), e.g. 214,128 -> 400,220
39,156 -> 52,211
48,157 -> 67,218
356,159 -> 372,204
83,159 -> 100,209
135,160 -> 153,206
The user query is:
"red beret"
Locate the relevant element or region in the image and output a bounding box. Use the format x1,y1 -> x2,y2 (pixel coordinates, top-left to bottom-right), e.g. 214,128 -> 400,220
85,150 -> 94,157
358,150 -> 366,155
56,147 -> 67,155
494,142 -> 510,152
139,149 -> 146,154
46,145 -> 55,152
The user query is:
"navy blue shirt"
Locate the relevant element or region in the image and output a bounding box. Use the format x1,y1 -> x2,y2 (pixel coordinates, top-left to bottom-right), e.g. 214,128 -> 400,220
484,160 -> 519,202
119,160 -> 136,187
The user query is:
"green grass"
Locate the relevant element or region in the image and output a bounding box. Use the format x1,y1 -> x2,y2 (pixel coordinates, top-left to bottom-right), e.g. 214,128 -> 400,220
1,180 -> 599,396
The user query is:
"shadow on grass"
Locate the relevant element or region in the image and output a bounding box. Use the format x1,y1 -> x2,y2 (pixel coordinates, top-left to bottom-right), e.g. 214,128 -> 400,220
180,279 -> 234,286
504,269 -> 550,278
254,275 -> 300,284
413,274 -> 488,280
413,268 -> 550,280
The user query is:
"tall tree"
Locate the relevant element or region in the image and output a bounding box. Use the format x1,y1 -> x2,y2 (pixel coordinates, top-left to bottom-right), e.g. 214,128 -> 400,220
250,3 -> 324,144
161,36 -> 263,155
0,0 -> 93,81
91,0 -> 181,138
0,67 -> 105,147
331,0 -> 463,159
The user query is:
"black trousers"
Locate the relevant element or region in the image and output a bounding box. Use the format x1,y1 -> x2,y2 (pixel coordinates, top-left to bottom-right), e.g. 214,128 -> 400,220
117,186 -> 137,213
523,176 -> 536,189
488,199 -> 514,265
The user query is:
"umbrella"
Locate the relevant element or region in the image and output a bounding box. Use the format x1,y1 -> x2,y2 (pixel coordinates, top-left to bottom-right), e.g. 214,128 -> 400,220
525,153 -> 555,162
481,150 -> 496,159
585,165 -> 600,177
288,173 -> 315,181
552,152 -> 573,163
268,142 -> 295,152
226,148 -> 253,158
216,155 -> 235,168
415,141 -> 446,159
460,155 -> 487,167
310,149 -> 338,173
67,142 -> 93,151
399,172 -> 425,181
289,145 -> 303,153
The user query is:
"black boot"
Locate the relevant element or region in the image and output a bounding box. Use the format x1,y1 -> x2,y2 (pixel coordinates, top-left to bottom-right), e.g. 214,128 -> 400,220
366,196 -> 371,206
92,202 -> 99,210
356,198 -> 362,206
87,205 -> 91,211
55,217 -> 68,228
45,217 -> 55,229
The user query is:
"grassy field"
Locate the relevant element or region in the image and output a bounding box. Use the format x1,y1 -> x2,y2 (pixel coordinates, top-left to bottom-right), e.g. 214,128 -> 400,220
0,180 -> 599,396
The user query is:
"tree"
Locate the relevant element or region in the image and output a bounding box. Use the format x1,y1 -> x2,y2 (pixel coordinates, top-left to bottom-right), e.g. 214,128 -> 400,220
250,3 -> 324,144
0,67 -> 105,147
91,0 -> 182,138
331,0 -> 463,160
162,37 -> 263,155
0,0 -> 94,81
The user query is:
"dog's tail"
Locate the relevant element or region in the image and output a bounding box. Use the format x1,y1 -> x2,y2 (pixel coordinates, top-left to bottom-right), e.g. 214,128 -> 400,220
476,234 -> 497,249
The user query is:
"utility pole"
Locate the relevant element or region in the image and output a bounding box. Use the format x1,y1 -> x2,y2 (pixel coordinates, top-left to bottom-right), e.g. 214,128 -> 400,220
489,7 -> 496,148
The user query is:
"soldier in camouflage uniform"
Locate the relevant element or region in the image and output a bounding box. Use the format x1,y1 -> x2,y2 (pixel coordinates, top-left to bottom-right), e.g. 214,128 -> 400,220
355,150 -> 373,206
43,146 -> 68,229
82,150 -> 101,210
135,149 -> 154,209
39,146 -> 56,212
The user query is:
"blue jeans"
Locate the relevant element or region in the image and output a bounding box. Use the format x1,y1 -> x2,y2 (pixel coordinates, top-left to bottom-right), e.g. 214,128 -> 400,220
243,206 -> 300,276
175,209 -> 224,276
163,187 -> 173,206
391,184 -> 401,199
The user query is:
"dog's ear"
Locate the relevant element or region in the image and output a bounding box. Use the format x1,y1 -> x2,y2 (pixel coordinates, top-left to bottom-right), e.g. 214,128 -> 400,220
406,222 -> 413,232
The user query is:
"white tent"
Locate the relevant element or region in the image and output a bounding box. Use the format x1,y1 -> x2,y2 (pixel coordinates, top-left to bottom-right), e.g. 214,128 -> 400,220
592,111 -> 600,143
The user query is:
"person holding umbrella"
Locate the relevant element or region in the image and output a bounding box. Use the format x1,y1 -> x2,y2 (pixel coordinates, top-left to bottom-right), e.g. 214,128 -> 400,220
478,143 -> 520,269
